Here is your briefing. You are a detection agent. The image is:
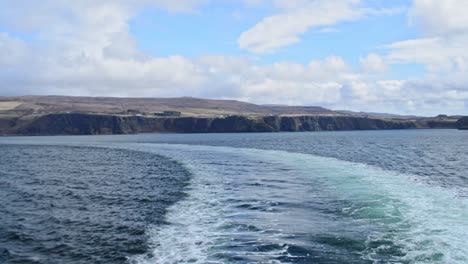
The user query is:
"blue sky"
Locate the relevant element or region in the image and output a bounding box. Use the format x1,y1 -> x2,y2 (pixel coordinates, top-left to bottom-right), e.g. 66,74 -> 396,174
130,1 -> 414,66
0,0 -> 467,115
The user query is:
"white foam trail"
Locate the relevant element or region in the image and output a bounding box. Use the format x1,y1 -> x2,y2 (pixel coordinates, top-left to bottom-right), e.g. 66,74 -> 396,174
127,146 -> 229,264
121,143 -> 468,264
127,144 -> 303,264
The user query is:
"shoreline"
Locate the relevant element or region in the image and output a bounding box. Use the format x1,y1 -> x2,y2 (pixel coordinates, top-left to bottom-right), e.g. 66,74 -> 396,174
0,112 -> 464,136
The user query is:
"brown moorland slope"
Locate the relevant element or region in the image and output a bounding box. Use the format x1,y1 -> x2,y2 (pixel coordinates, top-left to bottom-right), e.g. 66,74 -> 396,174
0,96 -> 336,117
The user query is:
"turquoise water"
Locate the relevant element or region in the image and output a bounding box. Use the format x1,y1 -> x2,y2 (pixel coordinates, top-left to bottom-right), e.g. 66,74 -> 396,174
1,130 -> 467,263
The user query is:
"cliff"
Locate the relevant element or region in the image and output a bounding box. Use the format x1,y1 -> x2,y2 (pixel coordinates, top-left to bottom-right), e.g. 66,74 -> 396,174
0,113 -> 442,136
456,117 -> 468,130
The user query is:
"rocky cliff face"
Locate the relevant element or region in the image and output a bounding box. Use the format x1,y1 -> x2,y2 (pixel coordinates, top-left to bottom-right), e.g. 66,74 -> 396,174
0,113 -> 435,136
456,117 -> 468,130
263,116 -> 419,131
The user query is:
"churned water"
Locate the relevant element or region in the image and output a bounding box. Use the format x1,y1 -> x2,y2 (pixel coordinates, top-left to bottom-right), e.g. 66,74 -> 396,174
0,129 -> 467,263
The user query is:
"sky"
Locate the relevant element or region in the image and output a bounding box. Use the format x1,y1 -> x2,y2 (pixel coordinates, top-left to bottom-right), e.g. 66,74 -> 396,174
0,0 -> 467,115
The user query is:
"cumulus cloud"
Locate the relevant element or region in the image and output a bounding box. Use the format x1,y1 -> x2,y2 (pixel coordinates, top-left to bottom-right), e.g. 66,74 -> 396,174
360,54 -> 387,73
385,37 -> 467,74
383,0 -> 468,89
0,0 -> 211,96
409,0 -> 468,36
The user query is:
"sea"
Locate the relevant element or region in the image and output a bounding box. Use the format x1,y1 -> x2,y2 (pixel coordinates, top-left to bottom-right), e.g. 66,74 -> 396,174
0,129 -> 467,264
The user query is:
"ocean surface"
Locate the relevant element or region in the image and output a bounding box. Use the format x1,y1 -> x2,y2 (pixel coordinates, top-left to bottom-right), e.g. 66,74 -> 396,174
0,130 -> 467,264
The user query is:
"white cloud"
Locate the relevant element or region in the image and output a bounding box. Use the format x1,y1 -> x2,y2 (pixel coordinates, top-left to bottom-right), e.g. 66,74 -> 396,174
314,27 -> 340,34
355,0 -> 468,115
383,0 -> 468,79
360,53 -> 387,73
0,33 -> 31,67
409,0 -> 468,36
238,0 -> 363,54
237,0 -> 407,54
0,0 -> 212,97
385,37 -> 468,73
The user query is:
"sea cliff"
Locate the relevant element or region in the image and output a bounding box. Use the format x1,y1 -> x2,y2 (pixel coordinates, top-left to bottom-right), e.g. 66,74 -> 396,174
456,117 -> 468,130
0,113 -> 459,136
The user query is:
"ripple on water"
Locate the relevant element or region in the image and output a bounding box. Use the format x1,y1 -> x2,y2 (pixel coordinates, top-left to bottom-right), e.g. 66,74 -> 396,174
0,145 -> 191,264
2,130 -> 468,264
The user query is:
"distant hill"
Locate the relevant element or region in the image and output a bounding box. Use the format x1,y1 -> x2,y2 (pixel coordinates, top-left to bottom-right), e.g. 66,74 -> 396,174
0,96 -> 337,117
335,110 -> 422,119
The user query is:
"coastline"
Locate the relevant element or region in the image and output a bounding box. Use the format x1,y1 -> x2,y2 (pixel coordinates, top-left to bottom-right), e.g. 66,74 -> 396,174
0,112 -> 463,136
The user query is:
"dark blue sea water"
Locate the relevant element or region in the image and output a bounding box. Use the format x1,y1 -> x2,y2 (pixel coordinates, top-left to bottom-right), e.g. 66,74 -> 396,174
1,130 -> 467,263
